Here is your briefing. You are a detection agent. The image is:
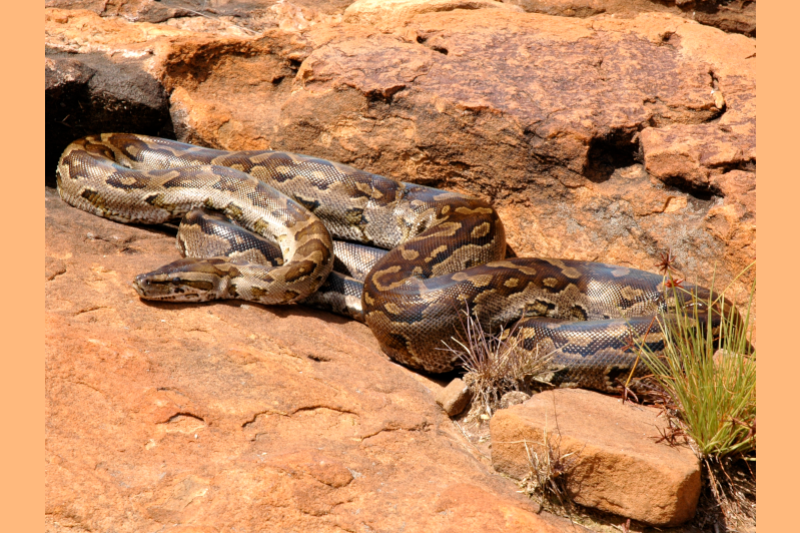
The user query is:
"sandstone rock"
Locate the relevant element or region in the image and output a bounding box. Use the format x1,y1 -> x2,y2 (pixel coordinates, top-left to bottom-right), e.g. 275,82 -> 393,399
344,0 -> 522,30
46,187 -> 574,532
273,10 -> 756,310
691,0 -> 756,37
491,389 -> 702,526
45,0 -> 194,24
45,0 -> 354,35
435,378 -> 473,416
44,3 -> 757,328
501,0 -> 606,17
44,7 -> 195,54
501,0 -> 756,37
160,27 -> 326,150
44,8 -> 338,152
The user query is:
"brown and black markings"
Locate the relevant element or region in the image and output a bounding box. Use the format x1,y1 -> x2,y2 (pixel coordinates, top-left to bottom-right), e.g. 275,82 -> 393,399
57,134 -> 334,306
57,133 -> 736,392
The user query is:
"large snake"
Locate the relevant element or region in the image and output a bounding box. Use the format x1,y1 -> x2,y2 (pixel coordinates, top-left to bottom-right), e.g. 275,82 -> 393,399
57,134 -> 732,392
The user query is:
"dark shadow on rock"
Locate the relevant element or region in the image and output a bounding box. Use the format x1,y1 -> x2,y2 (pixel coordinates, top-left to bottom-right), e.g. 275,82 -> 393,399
45,50 -> 176,187
584,128 -> 640,184
126,223 -> 180,239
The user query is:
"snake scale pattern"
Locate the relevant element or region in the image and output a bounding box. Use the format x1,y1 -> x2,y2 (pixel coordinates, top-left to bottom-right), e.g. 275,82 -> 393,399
57,133 -> 728,392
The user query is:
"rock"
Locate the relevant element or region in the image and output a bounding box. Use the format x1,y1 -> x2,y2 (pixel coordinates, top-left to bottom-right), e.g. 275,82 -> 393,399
490,389 -> 702,526
274,9 -> 756,310
160,29 -> 318,149
690,0 -> 756,37
45,0 -> 354,34
435,378 -> 473,416
45,51 -> 174,186
501,0 -> 756,37
45,187 -> 575,532
499,391 -> 531,409
501,0 -> 607,18
45,0 -> 192,24
344,0 -> 523,30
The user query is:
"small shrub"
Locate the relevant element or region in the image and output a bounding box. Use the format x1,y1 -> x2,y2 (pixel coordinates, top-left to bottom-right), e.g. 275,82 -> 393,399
638,268 -> 756,459
638,262 -> 756,527
516,412 -> 579,510
441,307 -> 552,417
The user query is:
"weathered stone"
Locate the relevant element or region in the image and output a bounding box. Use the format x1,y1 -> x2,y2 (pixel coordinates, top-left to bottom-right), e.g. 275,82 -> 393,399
690,0 -> 756,37
273,10 -> 756,310
344,0 -> 522,30
501,0 -> 606,17
491,389 -> 702,526
46,188 -> 574,532
45,0 -> 356,34
44,6 -> 195,53
160,29 -> 319,149
501,0 -> 756,37
45,51 -> 174,186
435,378 -> 473,416
45,0 -> 193,23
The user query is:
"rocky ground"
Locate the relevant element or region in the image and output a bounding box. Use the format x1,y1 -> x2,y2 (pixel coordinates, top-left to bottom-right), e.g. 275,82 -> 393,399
46,188 -> 577,532
45,1 -> 755,531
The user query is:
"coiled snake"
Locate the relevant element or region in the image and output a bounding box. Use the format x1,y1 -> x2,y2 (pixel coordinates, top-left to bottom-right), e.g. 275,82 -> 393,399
57,134 -> 729,392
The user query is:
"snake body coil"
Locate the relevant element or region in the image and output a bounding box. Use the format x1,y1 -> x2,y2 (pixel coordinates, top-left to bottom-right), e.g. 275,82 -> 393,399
57,134 -> 727,391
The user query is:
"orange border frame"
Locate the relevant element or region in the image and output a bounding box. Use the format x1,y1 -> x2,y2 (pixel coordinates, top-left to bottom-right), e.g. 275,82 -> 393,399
22,1 -> 787,529
6,2 -> 44,528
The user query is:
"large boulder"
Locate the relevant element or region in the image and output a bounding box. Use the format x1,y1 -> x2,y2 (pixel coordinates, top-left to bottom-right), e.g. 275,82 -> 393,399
500,0 -> 756,37
274,9 -> 756,308
45,189 -> 573,532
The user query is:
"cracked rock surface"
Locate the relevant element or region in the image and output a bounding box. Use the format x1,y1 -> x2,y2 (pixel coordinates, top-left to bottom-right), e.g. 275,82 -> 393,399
46,188 -> 584,531
501,0 -> 755,37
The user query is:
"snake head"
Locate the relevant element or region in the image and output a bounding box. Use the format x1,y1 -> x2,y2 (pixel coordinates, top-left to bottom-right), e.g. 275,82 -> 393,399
133,258 -> 234,302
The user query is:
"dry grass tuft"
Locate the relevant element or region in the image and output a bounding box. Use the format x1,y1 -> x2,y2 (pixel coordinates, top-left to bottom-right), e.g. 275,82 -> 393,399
440,306 -> 552,418
516,411 -> 580,511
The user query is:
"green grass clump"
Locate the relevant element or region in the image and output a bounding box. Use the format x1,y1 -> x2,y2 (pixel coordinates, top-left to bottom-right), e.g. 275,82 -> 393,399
638,267 -> 756,459
638,264 -> 756,528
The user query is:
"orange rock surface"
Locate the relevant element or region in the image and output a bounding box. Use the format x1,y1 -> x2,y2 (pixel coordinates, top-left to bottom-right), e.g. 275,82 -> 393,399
45,189 -> 571,532
491,389 -> 702,526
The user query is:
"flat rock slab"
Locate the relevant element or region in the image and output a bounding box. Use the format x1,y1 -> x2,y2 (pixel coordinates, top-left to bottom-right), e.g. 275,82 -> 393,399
490,389 -> 701,526
46,187 -> 579,532
344,0 -> 523,29
503,0 -> 755,37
